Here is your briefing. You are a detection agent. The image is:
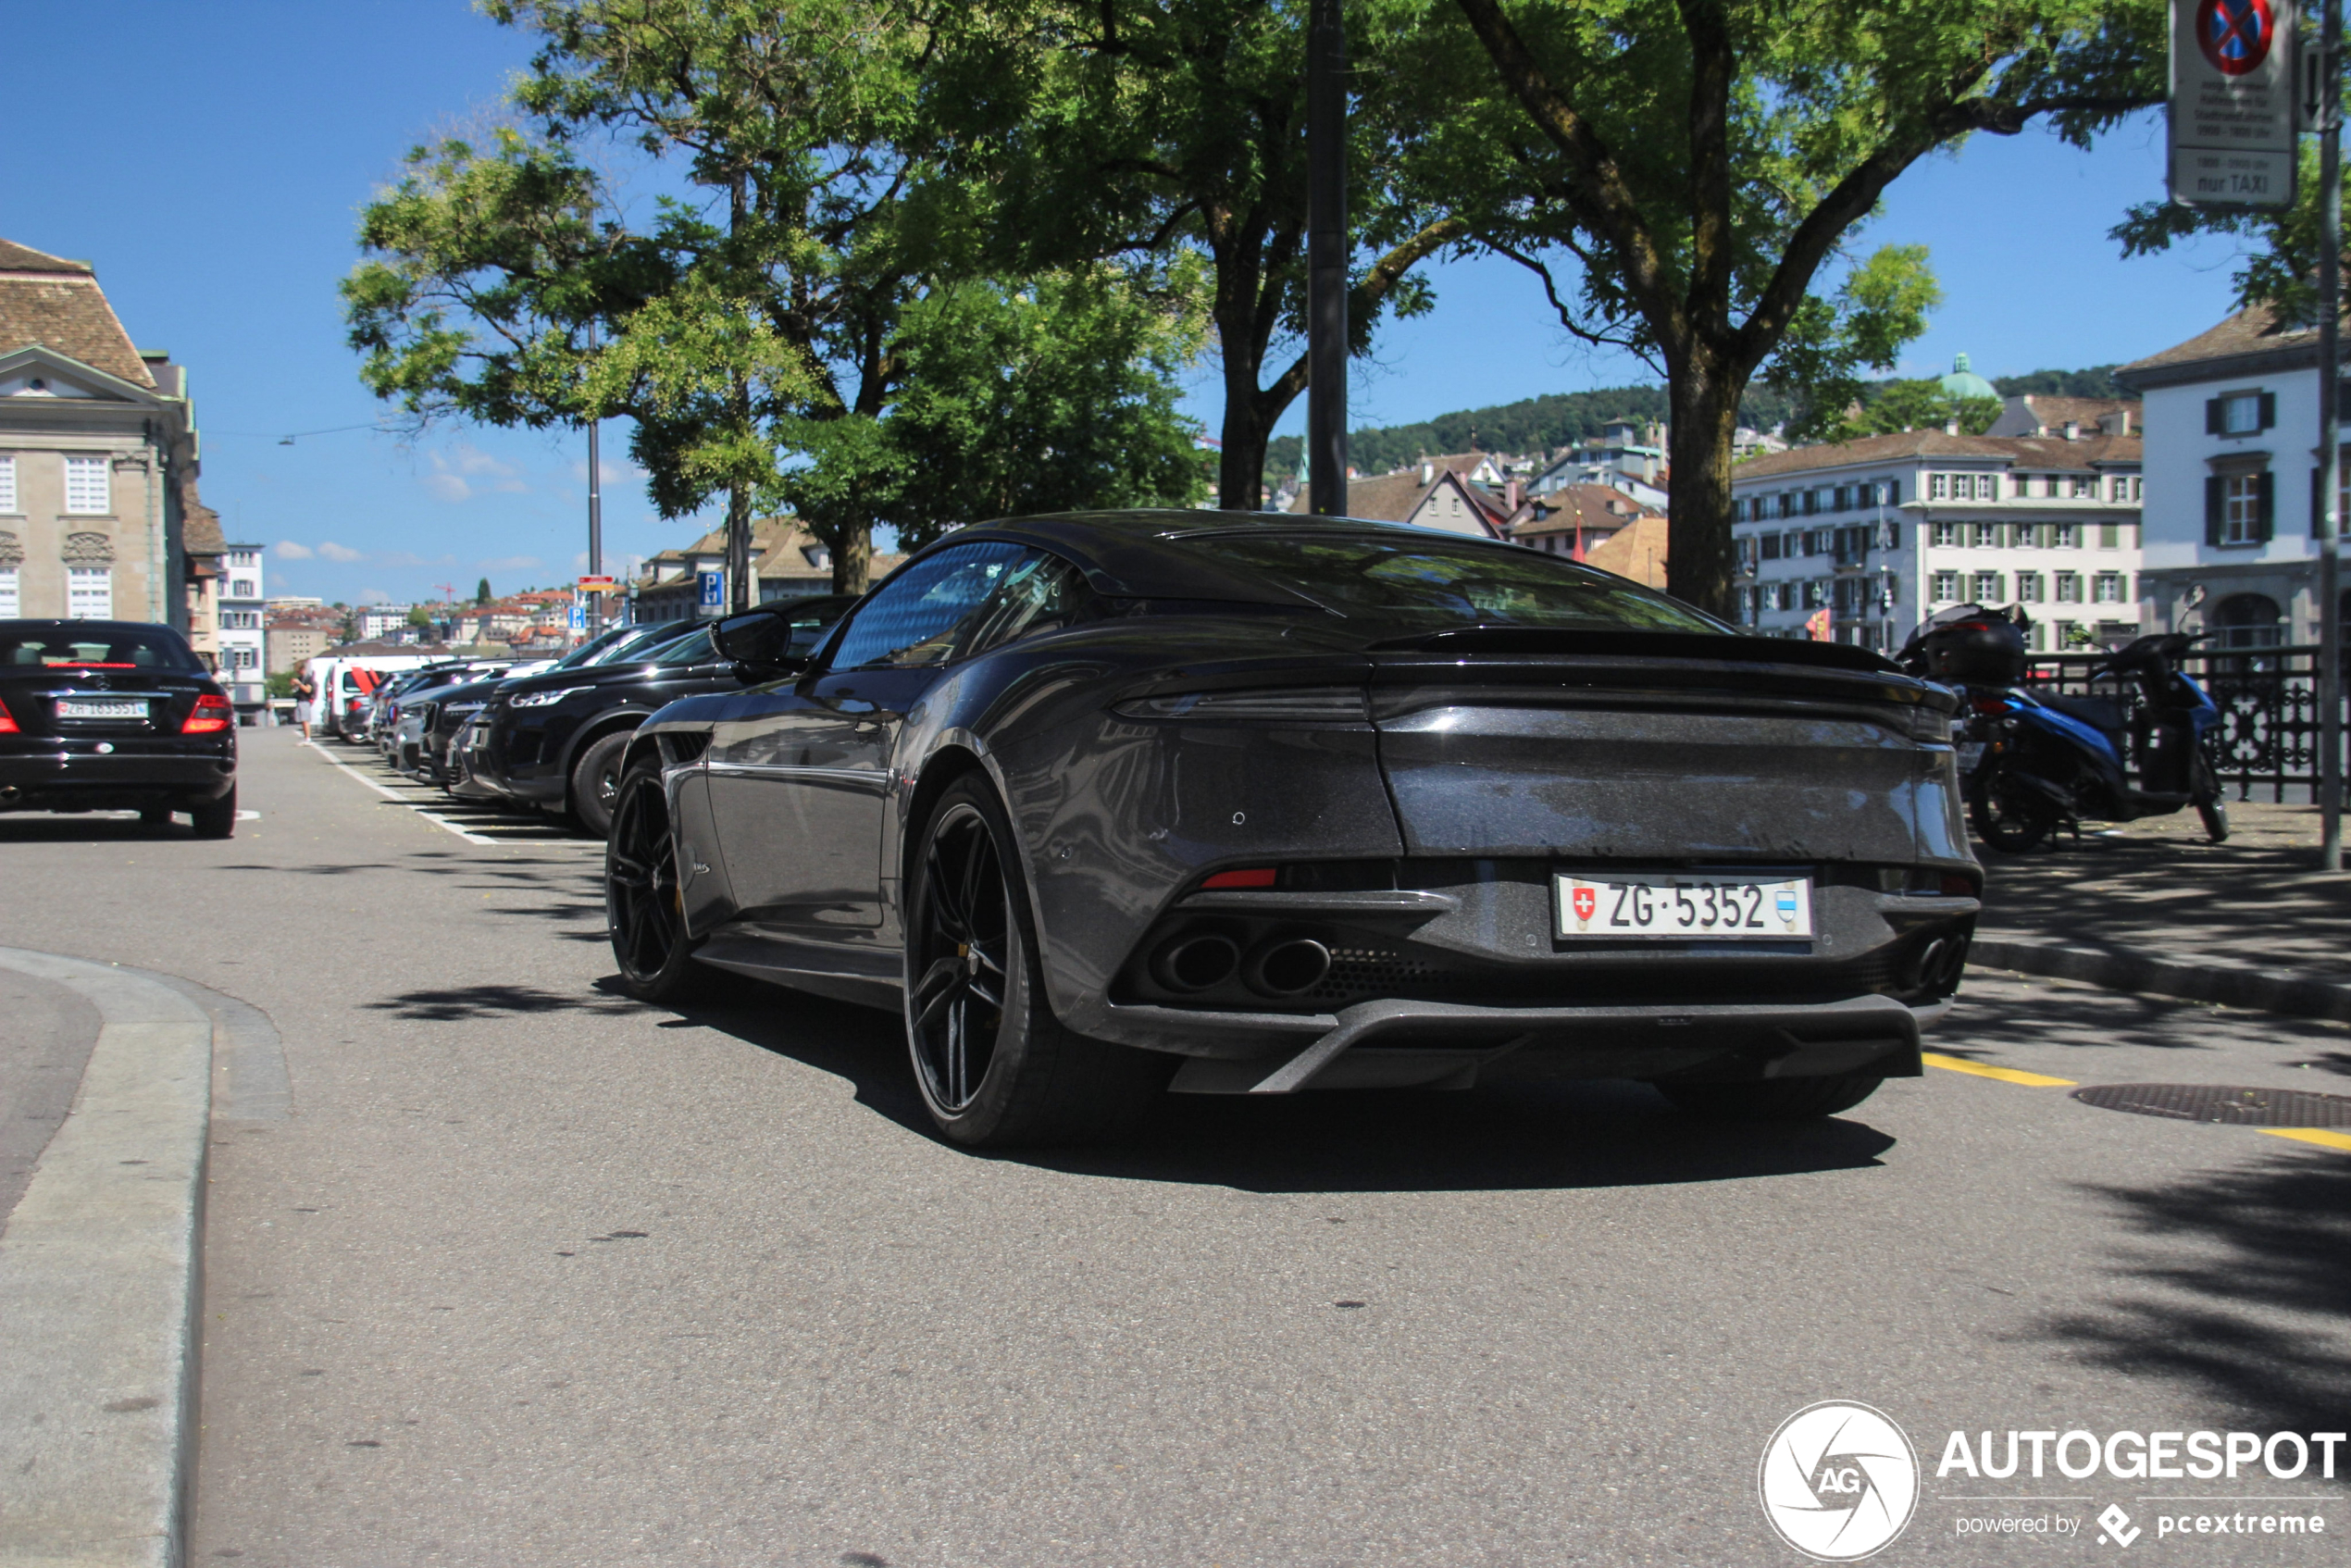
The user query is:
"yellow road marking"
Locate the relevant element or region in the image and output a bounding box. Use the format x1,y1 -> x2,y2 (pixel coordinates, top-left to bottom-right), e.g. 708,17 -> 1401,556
1922,1052 -> 2076,1088
2260,1127 -> 2351,1153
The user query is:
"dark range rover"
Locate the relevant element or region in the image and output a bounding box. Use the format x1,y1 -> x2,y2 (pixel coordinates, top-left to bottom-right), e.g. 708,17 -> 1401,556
469,597 -> 854,835
0,619 -> 240,836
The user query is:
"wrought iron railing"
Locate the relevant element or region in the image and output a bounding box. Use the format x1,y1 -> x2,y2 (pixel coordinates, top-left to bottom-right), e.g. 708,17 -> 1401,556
2021,643 -> 2323,803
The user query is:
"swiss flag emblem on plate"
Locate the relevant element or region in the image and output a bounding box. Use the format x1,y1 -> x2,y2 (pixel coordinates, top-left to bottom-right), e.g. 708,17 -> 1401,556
1571,885 -> 1597,922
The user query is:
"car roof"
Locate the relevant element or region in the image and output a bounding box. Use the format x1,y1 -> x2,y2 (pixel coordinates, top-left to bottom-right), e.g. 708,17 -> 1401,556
911,509 -> 1576,606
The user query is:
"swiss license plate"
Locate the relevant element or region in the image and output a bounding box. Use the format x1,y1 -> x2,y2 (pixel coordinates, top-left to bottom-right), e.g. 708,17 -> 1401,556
59,699 -> 147,720
1555,872 -> 1813,940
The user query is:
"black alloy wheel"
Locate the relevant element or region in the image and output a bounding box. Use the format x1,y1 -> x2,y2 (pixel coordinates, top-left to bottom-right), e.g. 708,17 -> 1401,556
604,758 -> 700,1001
570,730 -> 634,840
905,776 -> 1165,1148
1969,765 -> 2053,854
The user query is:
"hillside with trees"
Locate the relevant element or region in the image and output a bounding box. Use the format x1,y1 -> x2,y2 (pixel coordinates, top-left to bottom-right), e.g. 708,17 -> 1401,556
1263,366 -> 2128,485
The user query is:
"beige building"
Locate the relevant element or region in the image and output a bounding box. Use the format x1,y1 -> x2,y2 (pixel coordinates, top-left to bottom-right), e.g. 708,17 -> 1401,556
0,237 -> 205,630
267,618 -> 332,675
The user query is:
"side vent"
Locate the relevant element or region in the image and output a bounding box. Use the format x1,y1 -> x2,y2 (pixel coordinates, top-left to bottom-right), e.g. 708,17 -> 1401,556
665,732 -> 711,765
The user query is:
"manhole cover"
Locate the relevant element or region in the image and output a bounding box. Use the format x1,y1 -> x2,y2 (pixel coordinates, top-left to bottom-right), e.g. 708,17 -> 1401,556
2071,1084 -> 2351,1127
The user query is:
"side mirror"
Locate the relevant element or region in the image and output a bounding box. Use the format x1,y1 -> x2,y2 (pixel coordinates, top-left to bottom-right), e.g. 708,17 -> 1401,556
712,608 -> 808,678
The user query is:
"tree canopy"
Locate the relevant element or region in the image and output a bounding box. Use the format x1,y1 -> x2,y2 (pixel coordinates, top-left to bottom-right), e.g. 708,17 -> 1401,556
1382,0 -> 2161,615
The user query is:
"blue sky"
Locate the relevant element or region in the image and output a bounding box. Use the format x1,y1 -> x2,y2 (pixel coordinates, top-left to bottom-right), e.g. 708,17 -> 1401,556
2,2 -> 2250,606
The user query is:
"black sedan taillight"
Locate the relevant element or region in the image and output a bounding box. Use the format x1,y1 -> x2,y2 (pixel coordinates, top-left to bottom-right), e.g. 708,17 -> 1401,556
182,693 -> 233,734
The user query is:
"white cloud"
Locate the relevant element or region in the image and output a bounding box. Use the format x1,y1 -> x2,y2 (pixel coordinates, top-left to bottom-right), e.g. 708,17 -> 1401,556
422,472 -> 471,504
477,554 -> 541,572
316,541 -> 366,563
376,550 -> 454,569
450,442 -> 520,479
426,443 -> 528,500
275,540 -> 315,560
358,588 -> 394,605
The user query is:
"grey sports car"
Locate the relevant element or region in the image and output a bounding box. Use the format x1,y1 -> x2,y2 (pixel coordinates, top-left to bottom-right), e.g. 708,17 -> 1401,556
604,511 -> 1978,1146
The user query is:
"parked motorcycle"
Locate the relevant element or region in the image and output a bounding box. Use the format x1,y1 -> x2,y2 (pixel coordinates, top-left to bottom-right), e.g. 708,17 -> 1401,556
1897,605 -> 2229,854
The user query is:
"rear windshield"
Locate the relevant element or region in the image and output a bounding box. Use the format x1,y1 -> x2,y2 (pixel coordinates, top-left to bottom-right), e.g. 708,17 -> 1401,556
0,627 -> 203,670
1170,530 -> 1723,635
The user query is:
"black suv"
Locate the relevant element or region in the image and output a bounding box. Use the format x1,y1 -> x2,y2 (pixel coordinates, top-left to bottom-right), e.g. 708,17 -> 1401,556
469,597 -> 855,835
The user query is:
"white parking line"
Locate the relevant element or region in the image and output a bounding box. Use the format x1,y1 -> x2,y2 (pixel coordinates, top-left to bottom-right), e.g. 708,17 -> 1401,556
302,741 -> 496,845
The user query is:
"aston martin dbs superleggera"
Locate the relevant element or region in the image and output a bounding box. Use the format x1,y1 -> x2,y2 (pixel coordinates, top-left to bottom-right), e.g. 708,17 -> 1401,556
604,511 -> 1978,1146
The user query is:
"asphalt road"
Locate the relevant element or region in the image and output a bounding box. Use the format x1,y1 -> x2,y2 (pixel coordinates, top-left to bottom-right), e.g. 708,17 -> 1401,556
3,728 -> 2347,1566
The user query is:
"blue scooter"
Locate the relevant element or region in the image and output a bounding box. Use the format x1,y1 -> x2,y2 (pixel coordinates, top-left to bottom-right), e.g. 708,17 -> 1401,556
1959,630 -> 2230,853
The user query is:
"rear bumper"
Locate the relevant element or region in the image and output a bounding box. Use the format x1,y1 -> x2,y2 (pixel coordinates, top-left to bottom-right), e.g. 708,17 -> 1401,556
0,742 -> 235,810
1084,991 -> 1931,1094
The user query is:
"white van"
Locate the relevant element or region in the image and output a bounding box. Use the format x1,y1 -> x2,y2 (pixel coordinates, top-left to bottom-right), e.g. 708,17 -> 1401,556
309,654 -> 445,742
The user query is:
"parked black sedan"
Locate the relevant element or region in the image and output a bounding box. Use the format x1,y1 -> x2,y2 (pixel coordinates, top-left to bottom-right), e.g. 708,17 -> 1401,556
472,597 -> 853,836
0,619 -> 239,836
603,512 -> 1978,1148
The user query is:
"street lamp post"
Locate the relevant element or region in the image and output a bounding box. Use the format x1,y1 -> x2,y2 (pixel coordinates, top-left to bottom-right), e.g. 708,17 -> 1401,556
1306,0 -> 1348,518
586,415 -> 603,641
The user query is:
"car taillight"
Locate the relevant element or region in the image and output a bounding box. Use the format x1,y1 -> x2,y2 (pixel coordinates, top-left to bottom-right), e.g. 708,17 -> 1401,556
1201,867 -> 1278,890
0,697 -> 16,734
182,693 -> 233,734
1969,695 -> 2010,716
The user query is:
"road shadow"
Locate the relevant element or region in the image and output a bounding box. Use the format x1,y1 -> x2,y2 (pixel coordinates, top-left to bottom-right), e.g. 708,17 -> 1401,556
0,814 -> 184,843
367,982 -> 650,1023
2033,1151 -> 2351,1437
651,969 -> 1899,1194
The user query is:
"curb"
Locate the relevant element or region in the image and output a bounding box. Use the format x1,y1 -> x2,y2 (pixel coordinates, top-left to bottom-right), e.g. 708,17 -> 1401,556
0,949 -> 214,1568
1969,935 -> 2351,1025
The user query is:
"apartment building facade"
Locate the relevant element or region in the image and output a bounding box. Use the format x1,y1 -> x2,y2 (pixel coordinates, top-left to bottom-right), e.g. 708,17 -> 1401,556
1729,417 -> 2145,651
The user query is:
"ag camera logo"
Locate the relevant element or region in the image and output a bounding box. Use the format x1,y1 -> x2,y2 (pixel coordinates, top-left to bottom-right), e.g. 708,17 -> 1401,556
1760,1401 -> 1920,1561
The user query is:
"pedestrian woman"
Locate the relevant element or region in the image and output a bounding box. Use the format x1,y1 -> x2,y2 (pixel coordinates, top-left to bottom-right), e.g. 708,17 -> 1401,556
291,662 -> 317,740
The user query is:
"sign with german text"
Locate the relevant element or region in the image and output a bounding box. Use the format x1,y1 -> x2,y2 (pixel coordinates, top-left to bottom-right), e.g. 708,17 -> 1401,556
2170,0 -> 2298,209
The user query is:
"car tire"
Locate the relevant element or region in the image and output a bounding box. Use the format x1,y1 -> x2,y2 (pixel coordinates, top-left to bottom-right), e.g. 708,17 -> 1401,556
569,729 -> 635,840
1652,1074 -> 1885,1121
904,775 -> 1168,1148
604,757 -> 701,1002
190,788 -> 237,840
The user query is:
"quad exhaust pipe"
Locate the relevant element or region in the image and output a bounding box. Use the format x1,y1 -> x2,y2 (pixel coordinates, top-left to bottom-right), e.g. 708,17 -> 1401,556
1150,932 -> 1334,998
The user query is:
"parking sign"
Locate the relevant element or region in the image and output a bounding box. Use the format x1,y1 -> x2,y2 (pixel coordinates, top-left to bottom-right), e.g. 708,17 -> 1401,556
698,568 -> 724,614
2170,0 -> 2298,208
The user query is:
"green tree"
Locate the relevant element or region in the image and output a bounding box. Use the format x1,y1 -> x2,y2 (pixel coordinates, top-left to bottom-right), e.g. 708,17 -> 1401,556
476,578 -> 492,604
1790,378 -> 2002,444
938,0 -> 1474,510
406,604 -> 433,629
1391,0 -> 2160,615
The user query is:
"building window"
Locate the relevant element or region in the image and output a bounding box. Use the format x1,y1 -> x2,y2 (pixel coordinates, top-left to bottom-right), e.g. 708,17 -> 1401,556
2095,573 -> 2128,604
1760,533 -> 1783,561
1929,522 -> 1957,548
1933,571 -> 1961,603
230,579 -> 256,599
0,567 -> 15,617
68,566 -> 111,618
2013,474 -> 2036,499
2220,473 -> 2264,544
1972,571 -> 2004,603
2131,477 -> 2144,501
2052,522 -> 2080,549
2108,476 -> 2129,502
2016,572 -> 2045,603
1929,473 -> 1949,501
64,456 -> 110,516
1777,493 -> 1795,519
1972,522 -> 2001,548
2055,572 -> 2083,604
0,455 -> 16,513
2212,391 -> 2270,435
230,646 -> 259,670
2071,474 -> 2099,499
2211,591 -> 2282,647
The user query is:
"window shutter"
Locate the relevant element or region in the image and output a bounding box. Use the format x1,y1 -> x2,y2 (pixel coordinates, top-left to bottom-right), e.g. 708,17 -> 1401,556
2259,392 -> 2277,430
2258,470 -> 2276,541
2207,397 -> 2224,435
2206,475 -> 2224,545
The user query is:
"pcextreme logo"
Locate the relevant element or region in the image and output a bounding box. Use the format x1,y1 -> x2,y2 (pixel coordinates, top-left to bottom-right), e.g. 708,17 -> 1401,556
1759,1401 -> 1922,1561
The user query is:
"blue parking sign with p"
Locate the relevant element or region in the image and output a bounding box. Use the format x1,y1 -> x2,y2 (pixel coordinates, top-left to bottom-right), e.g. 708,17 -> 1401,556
698,569 -> 724,611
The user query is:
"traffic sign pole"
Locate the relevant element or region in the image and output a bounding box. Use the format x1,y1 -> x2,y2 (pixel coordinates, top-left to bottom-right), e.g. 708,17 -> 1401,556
2320,0 -> 2343,870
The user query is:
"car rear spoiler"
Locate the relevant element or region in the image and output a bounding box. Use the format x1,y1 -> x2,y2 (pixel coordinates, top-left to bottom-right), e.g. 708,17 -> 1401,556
1365,627 -> 1900,675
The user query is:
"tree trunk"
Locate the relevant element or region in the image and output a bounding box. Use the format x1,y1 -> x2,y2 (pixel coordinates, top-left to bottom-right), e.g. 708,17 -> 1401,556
725,484 -> 754,615
1216,357 -> 1275,512
831,521 -> 873,596
1664,351 -> 1742,621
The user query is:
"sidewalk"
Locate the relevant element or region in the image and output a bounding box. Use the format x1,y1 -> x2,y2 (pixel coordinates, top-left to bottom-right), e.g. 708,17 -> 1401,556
1970,801 -> 2351,1020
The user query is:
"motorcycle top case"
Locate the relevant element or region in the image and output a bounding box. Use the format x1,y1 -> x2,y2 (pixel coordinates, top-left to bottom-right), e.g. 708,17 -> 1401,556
1919,616 -> 2026,683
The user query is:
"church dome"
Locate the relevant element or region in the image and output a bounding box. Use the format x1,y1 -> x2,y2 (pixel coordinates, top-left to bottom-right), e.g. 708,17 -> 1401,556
1939,353 -> 1997,403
